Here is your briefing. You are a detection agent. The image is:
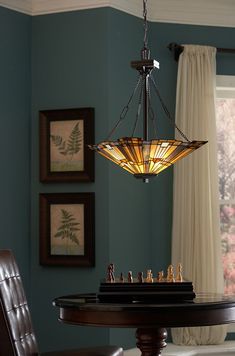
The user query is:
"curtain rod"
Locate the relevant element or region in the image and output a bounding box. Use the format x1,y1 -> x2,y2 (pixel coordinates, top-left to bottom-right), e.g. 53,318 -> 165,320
168,42 -> 235,61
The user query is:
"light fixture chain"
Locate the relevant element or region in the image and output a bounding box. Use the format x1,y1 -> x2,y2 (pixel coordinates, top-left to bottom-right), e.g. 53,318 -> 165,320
150,75 -> 190,142
106,75 -> 142,141
131,76 -> 144,136
143,0 -> 148,49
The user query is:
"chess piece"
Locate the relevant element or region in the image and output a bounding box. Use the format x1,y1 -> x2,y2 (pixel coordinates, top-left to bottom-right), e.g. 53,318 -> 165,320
157,270 -> 164,282
137,272 -> 144,283
128,271 -> 133,283
176,263 -> 183,282
107,263 -> 115,282
167,264 -> 175,282
119,272 -> 125,283
146,269 -> 153,283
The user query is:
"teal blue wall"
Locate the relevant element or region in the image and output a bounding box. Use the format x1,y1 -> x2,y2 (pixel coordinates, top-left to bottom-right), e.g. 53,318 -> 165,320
0,6 -> 31,290
1,4 -> 235,353
31,8 -> 111,352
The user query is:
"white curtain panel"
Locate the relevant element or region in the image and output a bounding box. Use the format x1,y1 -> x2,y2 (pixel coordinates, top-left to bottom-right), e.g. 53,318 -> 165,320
171,45 -> 227,345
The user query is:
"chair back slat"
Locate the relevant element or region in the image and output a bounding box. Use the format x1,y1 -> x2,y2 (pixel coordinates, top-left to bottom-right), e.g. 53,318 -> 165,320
0,250 -> 39,356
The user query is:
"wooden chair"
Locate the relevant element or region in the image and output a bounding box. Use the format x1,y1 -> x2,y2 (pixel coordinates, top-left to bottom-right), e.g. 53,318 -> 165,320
0,249 -> 123,356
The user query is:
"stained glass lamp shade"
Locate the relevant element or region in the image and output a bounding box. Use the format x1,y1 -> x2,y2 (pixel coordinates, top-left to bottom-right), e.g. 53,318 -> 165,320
92,138 -> 206,180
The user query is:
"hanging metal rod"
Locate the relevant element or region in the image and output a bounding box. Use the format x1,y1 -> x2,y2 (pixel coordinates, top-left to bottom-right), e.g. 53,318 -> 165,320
168,42 -> 235,61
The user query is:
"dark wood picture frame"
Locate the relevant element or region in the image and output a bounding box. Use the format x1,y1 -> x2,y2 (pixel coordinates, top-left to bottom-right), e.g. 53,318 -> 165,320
40,193 -> 95,267
40,108 -> 94,182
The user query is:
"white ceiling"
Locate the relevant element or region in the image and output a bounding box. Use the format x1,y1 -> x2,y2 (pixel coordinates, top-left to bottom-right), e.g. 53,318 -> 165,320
0,0 -> 234,27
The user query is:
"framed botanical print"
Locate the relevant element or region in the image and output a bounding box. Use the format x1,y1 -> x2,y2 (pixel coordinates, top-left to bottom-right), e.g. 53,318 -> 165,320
40,108 -> 94,182
39,193 -> 95,267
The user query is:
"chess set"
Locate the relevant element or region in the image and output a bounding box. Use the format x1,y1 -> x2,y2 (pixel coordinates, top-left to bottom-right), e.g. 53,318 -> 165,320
98,263 -> 196,303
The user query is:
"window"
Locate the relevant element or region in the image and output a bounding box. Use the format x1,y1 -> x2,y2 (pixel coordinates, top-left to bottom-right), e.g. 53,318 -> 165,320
216,76 -> 235,296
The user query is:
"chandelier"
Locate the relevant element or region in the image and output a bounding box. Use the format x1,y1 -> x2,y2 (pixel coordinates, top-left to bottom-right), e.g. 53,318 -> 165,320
89,0 -> 207,183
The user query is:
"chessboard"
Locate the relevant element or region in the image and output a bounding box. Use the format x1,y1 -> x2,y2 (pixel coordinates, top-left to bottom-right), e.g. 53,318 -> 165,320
98,263 -> 196,303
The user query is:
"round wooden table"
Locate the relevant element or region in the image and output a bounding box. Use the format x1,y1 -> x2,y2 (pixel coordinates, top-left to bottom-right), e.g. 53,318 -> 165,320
53,293 -> 235,356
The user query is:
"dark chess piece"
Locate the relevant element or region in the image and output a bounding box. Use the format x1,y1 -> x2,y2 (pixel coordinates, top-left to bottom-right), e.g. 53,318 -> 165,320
137,272 -> 144,283
119,272 -> 124,282
128,271 -> 133,283
107,263 -> 115,282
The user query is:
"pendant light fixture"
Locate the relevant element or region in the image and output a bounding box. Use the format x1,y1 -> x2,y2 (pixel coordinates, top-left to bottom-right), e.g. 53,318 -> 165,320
89,0 -> 207,183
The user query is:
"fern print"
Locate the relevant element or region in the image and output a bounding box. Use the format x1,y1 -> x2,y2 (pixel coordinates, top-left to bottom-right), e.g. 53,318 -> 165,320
66,122 -> 82,158
50,122 -> 82,160
54,209 -> 80,246
50,135 -> 66,155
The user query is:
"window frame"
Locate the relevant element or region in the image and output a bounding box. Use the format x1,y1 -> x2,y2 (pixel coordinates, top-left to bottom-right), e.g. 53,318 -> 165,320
216,75 -> 235,333
216,75 -> 235,99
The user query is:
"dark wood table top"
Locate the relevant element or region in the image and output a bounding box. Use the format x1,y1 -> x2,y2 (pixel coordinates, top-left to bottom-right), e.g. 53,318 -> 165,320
53,292 -> 235,328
